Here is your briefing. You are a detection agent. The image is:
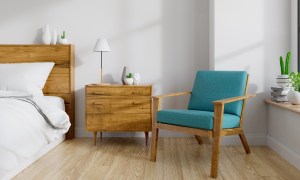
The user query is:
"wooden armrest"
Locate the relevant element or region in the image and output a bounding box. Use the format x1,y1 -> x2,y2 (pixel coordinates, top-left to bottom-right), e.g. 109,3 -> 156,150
152,91 -> 191,99
213,94 -> 255,105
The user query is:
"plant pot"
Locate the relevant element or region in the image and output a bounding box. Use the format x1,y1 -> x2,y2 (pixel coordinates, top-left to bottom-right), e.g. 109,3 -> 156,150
59,38 -> 69,45
276,75 -> 291,89
124,78 -> 134,85
287,90 -> 300,105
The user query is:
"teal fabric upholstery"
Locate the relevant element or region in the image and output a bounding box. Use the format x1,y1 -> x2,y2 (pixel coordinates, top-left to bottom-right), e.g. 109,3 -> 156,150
188,71 -> 247,116
157,109 -> 240,130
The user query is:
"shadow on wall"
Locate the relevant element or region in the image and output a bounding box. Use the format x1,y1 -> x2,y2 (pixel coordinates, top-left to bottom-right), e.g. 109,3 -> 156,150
33,28 -> 43,44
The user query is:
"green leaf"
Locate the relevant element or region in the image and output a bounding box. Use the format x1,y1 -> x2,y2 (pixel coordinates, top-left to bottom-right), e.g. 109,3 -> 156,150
285,52 -> 291,74
280,56 -> 284,74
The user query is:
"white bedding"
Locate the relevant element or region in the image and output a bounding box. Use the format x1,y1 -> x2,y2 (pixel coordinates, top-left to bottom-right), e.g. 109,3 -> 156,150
0,91 -> 70,179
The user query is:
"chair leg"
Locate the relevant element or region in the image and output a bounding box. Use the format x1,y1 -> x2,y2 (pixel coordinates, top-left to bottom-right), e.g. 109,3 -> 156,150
145,131 -> 149,146
150,128 -> 159,161
239,131 -> 251,154
210,135 -> 222,178
195,135 -> 203,145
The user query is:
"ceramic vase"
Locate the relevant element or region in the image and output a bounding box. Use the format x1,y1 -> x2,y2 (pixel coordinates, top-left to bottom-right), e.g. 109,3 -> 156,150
133,73 -> 141,85
276,75 -> 291,90
121,66 -> 128,84
287,90 -> 300,105
42,24 -> 51,44
51,30 -> 57,45
125,78 -> 134,85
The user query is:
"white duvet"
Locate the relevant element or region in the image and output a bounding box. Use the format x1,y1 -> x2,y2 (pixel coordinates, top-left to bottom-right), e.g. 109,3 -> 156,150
0,90 -> 70,175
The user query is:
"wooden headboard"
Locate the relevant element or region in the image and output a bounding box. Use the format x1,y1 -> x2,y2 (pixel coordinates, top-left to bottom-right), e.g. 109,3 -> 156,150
0,45 -> 75,139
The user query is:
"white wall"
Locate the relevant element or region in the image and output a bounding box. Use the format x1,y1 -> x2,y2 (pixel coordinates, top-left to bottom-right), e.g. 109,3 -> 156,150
265,0 -> 300,170
291,0 -> 298,72
0,0 -> 209,137
210,0 -> 291,145
267,106 -> 300,170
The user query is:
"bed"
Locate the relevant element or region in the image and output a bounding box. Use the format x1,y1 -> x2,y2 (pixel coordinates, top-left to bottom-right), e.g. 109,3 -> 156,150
0,45 -> 75,180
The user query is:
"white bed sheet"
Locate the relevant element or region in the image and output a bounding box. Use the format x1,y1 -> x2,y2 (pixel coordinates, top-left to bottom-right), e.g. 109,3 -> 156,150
0,92 -> 70,180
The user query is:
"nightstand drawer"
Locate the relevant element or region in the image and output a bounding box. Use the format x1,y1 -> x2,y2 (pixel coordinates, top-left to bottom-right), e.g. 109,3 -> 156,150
86,98 -> 151,114
86,85 -> 151,96
86,113 -> 151,131
85,84 -> 152,145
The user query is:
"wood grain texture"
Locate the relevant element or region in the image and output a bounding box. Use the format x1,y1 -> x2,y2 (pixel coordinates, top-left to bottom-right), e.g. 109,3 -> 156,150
86,84 -> 152,145
265,99 -> 300,114
86,84 -> 152,96
86,98 -> 151,114
211,103 -> 224,178
152,91 -> 191,99
86,114 -> 151,131
0,45 -> 75,139
13,138 -> 300,180
213,94 -> 255,104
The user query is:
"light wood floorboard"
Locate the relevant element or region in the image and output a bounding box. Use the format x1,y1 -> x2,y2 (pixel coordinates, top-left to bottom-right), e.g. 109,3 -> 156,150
14,138 -> 300,180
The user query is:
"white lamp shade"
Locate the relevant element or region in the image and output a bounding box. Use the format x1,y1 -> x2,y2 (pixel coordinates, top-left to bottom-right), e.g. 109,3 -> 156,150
93,38 -> 111,52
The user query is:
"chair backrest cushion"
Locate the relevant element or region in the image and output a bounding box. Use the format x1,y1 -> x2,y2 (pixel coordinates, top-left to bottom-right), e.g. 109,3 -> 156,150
188,71 -> 247,116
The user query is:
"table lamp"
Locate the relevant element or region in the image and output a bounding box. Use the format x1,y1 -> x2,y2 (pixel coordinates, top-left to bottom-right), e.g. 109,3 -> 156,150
93,38 -> 111,84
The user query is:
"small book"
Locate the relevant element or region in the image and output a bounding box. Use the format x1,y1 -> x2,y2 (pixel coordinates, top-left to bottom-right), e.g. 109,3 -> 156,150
271,87 -> 283,92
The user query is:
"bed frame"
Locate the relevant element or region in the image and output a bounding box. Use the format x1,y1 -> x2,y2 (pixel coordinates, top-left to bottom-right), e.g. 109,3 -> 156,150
0,45 -> 75,139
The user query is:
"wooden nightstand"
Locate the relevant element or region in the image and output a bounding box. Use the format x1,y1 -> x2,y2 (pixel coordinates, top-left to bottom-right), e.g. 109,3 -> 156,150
85,84 -> 152,145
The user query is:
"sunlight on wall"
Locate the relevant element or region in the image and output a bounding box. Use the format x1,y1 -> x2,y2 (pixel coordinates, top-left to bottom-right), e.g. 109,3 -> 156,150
214,0 -> 264,93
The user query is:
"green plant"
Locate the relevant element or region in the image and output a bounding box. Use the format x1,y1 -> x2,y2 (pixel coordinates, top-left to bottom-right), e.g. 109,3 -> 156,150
126,73 -> 133,78
289,72 -> 300,92
279,52 -> 291,75
61,31 -> 66,39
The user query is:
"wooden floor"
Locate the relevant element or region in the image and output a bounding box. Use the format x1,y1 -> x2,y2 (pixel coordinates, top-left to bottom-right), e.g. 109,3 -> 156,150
14,137 -> 300,180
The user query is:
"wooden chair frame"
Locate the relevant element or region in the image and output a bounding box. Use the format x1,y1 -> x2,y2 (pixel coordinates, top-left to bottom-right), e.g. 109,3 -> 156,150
150,76 -> 255,178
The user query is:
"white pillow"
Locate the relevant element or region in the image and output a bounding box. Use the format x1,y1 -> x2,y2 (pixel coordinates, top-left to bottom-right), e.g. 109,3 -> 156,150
0,62 -> 54,96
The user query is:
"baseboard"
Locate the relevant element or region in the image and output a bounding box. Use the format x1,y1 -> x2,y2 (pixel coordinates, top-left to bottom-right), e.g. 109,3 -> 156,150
75,127 -> 266,145
267,135 -> 300,170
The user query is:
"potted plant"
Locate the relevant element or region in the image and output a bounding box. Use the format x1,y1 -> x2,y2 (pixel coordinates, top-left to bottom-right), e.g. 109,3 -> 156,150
59,31 -> 69,45
276,52 -> 291,89
124,73 -> 134,85
287,72 -> 300,104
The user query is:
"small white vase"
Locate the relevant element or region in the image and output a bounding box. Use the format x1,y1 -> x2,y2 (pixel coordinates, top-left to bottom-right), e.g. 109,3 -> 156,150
287,90 -> 300,105
59,38 -> 69,45
51,30 -> 57,45
42,24 -> 51,44
125,78 -> 134,85
133,73 -> 141,85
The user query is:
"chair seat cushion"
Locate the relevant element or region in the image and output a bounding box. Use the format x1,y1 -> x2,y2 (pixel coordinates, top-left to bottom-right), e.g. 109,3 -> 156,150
157,109 -> 240,130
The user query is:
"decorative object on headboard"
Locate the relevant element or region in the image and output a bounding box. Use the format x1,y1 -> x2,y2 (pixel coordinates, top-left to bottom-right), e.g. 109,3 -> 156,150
93,38 -> 111,84
51,30 -> 58,45
59,31 -> 69,45
0,45 -> 75,139
42,24 -> 52,45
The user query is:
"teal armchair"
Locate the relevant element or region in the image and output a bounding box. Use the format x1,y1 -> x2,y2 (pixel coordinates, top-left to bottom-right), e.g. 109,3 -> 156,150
150,71 -> 255,178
